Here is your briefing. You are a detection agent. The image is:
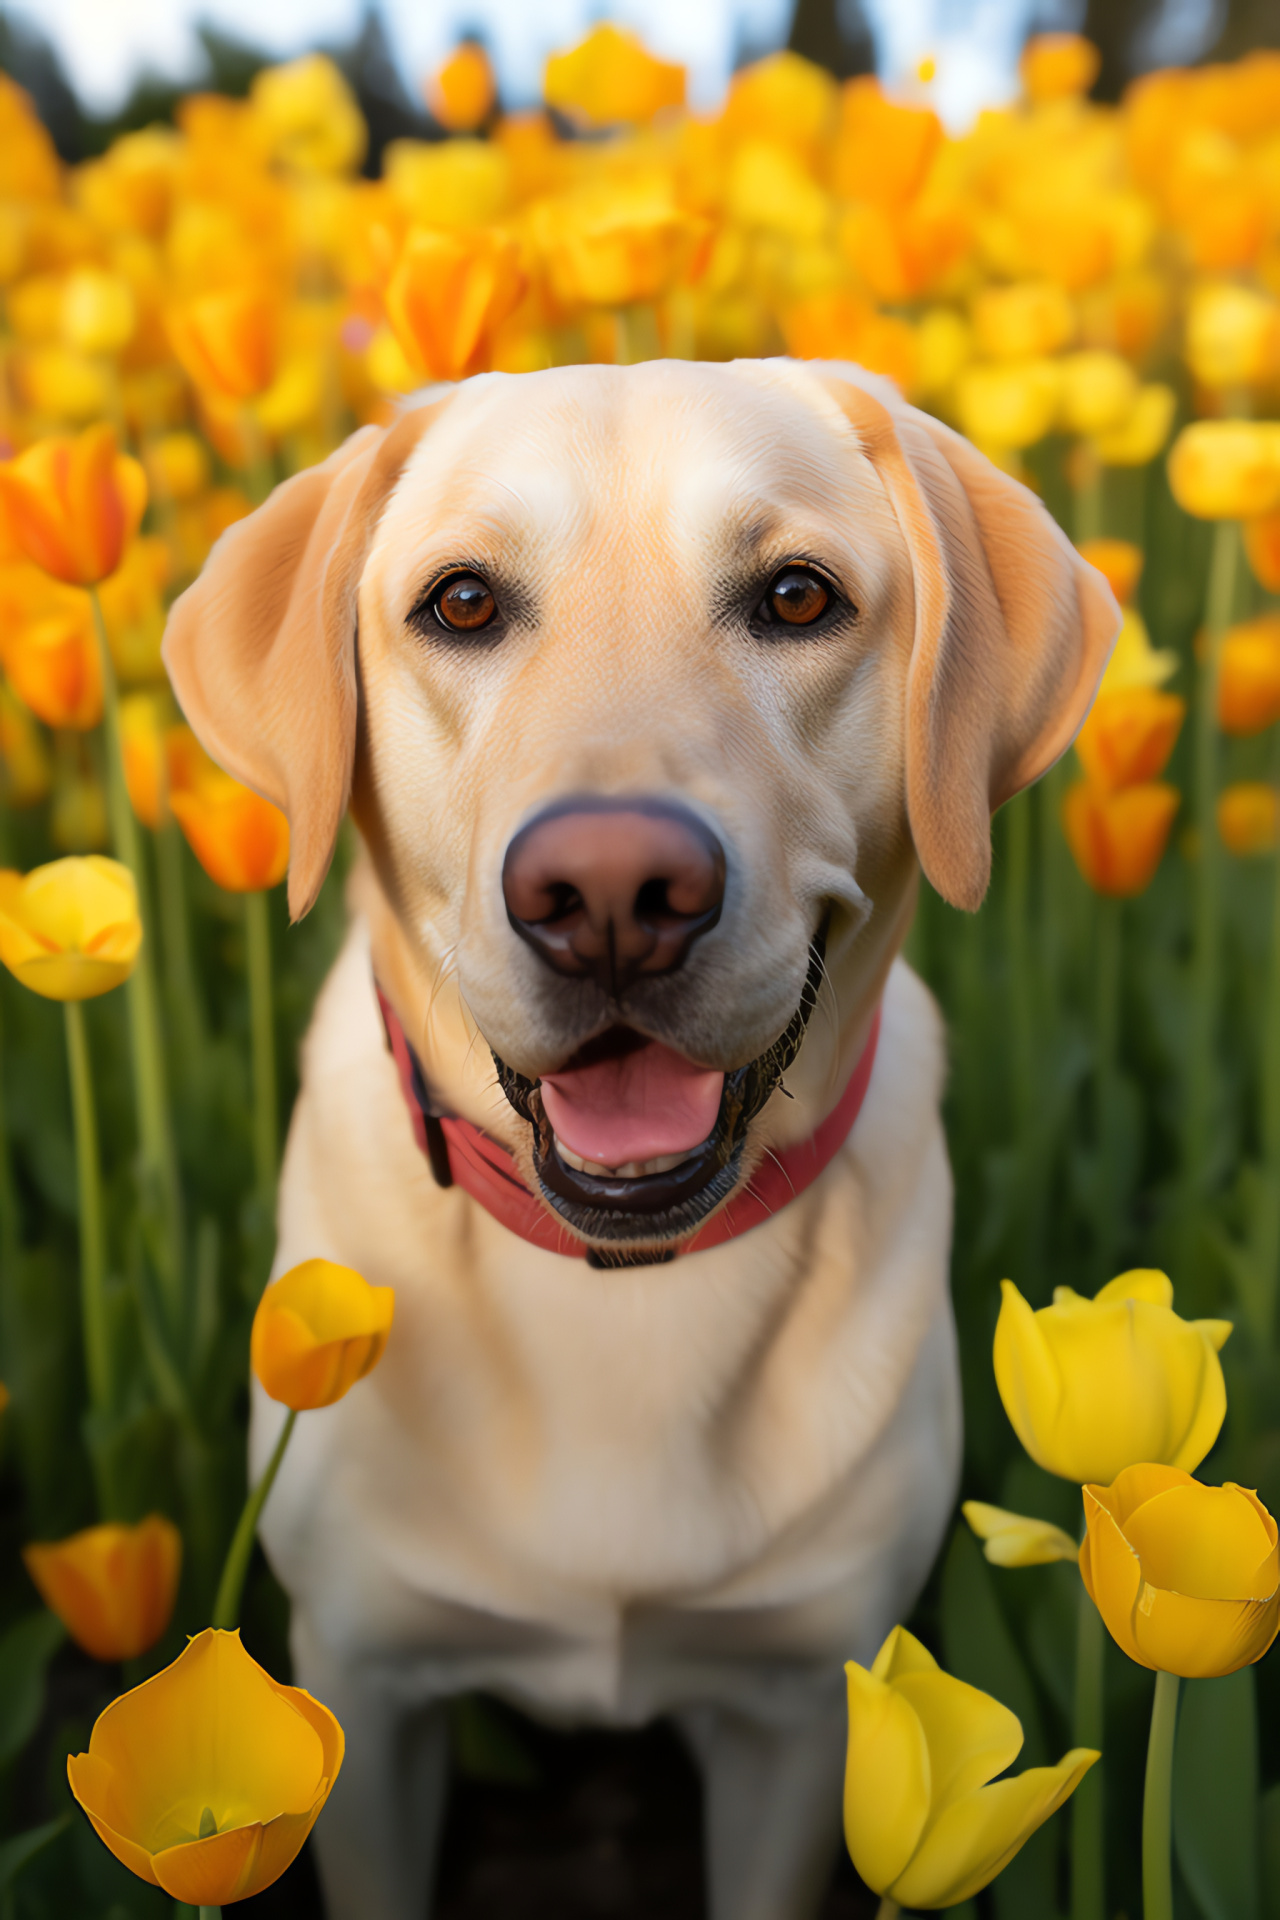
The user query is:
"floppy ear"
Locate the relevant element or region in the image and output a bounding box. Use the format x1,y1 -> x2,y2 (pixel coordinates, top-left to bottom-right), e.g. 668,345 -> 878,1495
812,366 -> 1119,911
162,401 -> 444,919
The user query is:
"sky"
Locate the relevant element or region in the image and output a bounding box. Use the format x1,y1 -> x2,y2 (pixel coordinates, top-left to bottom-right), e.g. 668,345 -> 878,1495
8,0 -> 1223,132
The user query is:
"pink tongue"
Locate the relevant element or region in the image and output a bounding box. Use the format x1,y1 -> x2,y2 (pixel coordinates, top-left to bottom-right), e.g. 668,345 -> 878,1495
541,1042 -> 724,1168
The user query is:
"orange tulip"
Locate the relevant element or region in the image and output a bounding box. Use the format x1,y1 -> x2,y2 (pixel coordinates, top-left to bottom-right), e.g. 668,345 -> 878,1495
426,42 -> 497,132
544,24 -> 684,127
782,292 -> 917,395
0,425 -> 147,587
1218,617 -> 1280,737
252,1258 -> 395,1411
538,187 -> 709,311
383,227 -> 525,381
1020,33 -> 1100,103
1218,782 -> 1280,857
1078,538 -> 1143,608
168,728 -> 289,892
0,563 -> 100,730
166,287 -> 278,403
1063,780 -> 1180,896
831,78 -> 942,208
1075,688 -> 1185,791
1245,511 -> 1280,594
24,1515 -> 180,1662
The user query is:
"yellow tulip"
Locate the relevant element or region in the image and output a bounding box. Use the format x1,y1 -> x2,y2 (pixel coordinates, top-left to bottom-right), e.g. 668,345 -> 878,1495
0,683 -> 52,807
1020,33 -> 1100,103
953,359 -> 1061,452
1218,782 -> 1280,857
723,51 -> 836,167
971,282 -> 1075,361
383,138 -> 511,229
0,561 -> 100,730
16,345 -> 114,425
1057,350 -> 1138,437
538,185 -> 709,310
994,1272 -> 1230,1484
962,1502 -> 1080,1568
1185,281 -> 1280,391
725,140 -> 829,244
913,308 -> 973,398
1082,1464 -> 1280,1677
249,54 -> 366,176
143,432 -> 210,505
251,1258 -> 395,1411
59,268 -> 136,356
544,24 -> 685,128
426,42 -> 497,133
23,1515 -> 180,1662
67,1628 -> 343,1904
1074,687 -> 1185,791
1096,607 -> 1178,694
1218,615 -> 1280,737
0,424 -> 147,587
96,537 -> 168,685
0,857 -> 141,1001
844,1626 -> 1097,1909
1091,383 -> 1176,467
1167,421 -> 1280,522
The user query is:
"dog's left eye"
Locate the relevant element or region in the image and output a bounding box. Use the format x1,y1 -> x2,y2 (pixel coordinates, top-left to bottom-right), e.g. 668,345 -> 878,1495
430,572 -> 498,634
754,567 -> 834,630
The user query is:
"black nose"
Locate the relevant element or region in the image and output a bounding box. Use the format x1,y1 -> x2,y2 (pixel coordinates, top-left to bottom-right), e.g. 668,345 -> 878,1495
502,798 -> 726,995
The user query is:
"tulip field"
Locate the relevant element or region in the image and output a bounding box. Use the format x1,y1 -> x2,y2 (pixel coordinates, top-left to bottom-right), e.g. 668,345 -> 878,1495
3,18 -> 1280,1919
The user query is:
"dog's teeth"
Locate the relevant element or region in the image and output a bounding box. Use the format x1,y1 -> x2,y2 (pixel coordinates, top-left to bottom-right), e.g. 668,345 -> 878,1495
552,1135 -> 692,1180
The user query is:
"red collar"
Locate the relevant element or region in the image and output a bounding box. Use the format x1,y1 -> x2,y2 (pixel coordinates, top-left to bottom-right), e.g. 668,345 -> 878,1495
376,984 -> 880,1263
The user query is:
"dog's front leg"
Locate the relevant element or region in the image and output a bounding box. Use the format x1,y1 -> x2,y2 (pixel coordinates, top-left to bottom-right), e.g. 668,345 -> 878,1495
677,1695 -> 846,1920
293,1614 -> 450,1920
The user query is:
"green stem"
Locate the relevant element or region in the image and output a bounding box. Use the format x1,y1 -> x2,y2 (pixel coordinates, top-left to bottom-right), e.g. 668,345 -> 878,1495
155,820 -> 205,1073
1094,896 -> 1123,1272
1073,452 -> 1103,546
239,410 -> 274,506
1185,520 -> 1241,1195
874,1900 -> 900,1920
64,1000 -> 111,1417
1005,794 -> 1035,1139
1259,744 -> 1280,1343
88,588 -> 183,1321
1142,1670 -> 1180,1920
244,891 -> 277,1210
1071,1582 -> 1106,1920
199,1908 -> 221,1920
211,1408 -> 296,1631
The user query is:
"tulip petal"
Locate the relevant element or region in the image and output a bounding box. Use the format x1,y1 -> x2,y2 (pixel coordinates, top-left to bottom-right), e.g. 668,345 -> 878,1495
67,1754 -> 162,1887
1130,1583 -> 1280,1679
1094,1269 -> 1173,1309
894,1670 -> 1024,1816
1081,1485 -> 1146,1664
843,1661 -> 931,1894
962,1501 -> 1079,1567
871,1624 -> 939,1684
151,1823 -> 263,1905
993,1281 -> 1063,1474
889,1749 -> 1099,1909
1125,1483 -> 1274,1599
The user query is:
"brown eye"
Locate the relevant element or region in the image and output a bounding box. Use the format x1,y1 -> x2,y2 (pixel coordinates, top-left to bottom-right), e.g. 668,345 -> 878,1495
432,572 -> 496,633
763,568 -> 831,627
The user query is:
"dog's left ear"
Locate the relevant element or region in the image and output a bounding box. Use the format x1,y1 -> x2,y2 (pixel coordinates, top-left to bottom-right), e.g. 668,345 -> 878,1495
813,367 -> 1119,911
163,401 -> 443,919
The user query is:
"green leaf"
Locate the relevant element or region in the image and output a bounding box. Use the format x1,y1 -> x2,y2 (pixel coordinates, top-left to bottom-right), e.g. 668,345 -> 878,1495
939,1525 -> 1059,1920
0,1609 -> 65,1767
1260,1780 -> 1280,1920
1174,1668 -> 1259,1920
0,1813 -> 69,1894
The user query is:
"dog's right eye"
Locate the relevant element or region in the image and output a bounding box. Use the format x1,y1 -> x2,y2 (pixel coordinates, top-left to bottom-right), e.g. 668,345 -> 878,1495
429,572 -> 498,634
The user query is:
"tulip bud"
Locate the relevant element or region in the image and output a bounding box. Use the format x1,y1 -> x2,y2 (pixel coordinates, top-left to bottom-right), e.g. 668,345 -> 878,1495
1096,608 -> 1178,694
24,1515 -> 180,1662
251,1258 -> 395,1411
1218,782 -> 1279,857
544,24 -> 685,128
426,42 -> 497,132
971,282 -> 1075,361
143,432 -> 210,505
0,857 -> 141,1000
1185,281 -> 1280,391
1020,33 -> 1100,103
538,188 -> 710,311
844,1625 -> 1097,1908
1077,538 -> 1142,607
1058,350 -> 1138,437
0,424 -> 147,587
994,1272 -> 1230,1485
1090,382 -> 1176,467
1082,1464 -> 1280,1677
166,287 -> 278,404
68,1628 -> 343,1903
954,358 -> 1061,452
1245,509 -> 1280,593
250,53 -> 367,177
1218,615 -> 1280,736
59,268 -> 136,357
1063,779 -> 1179,895
1167,420 -> 1280,521
0,566 -> 101,730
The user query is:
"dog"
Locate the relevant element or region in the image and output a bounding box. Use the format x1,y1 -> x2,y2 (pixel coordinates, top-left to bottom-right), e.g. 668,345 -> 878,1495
164,357 -> 1115,1920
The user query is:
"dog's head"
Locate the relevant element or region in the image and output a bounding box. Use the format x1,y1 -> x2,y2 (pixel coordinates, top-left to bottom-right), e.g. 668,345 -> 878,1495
164,360 -> 1116,1254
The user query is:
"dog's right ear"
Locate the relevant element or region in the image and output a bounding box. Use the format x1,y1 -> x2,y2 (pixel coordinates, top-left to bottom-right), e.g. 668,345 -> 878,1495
162,401 -> 445,919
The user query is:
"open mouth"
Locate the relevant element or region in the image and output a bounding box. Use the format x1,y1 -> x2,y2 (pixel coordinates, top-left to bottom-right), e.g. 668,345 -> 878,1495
491,922 -> 827,1257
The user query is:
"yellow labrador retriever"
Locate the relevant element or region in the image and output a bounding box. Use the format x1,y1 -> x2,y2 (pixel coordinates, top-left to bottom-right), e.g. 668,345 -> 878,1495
165,358 -> 1115,1920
